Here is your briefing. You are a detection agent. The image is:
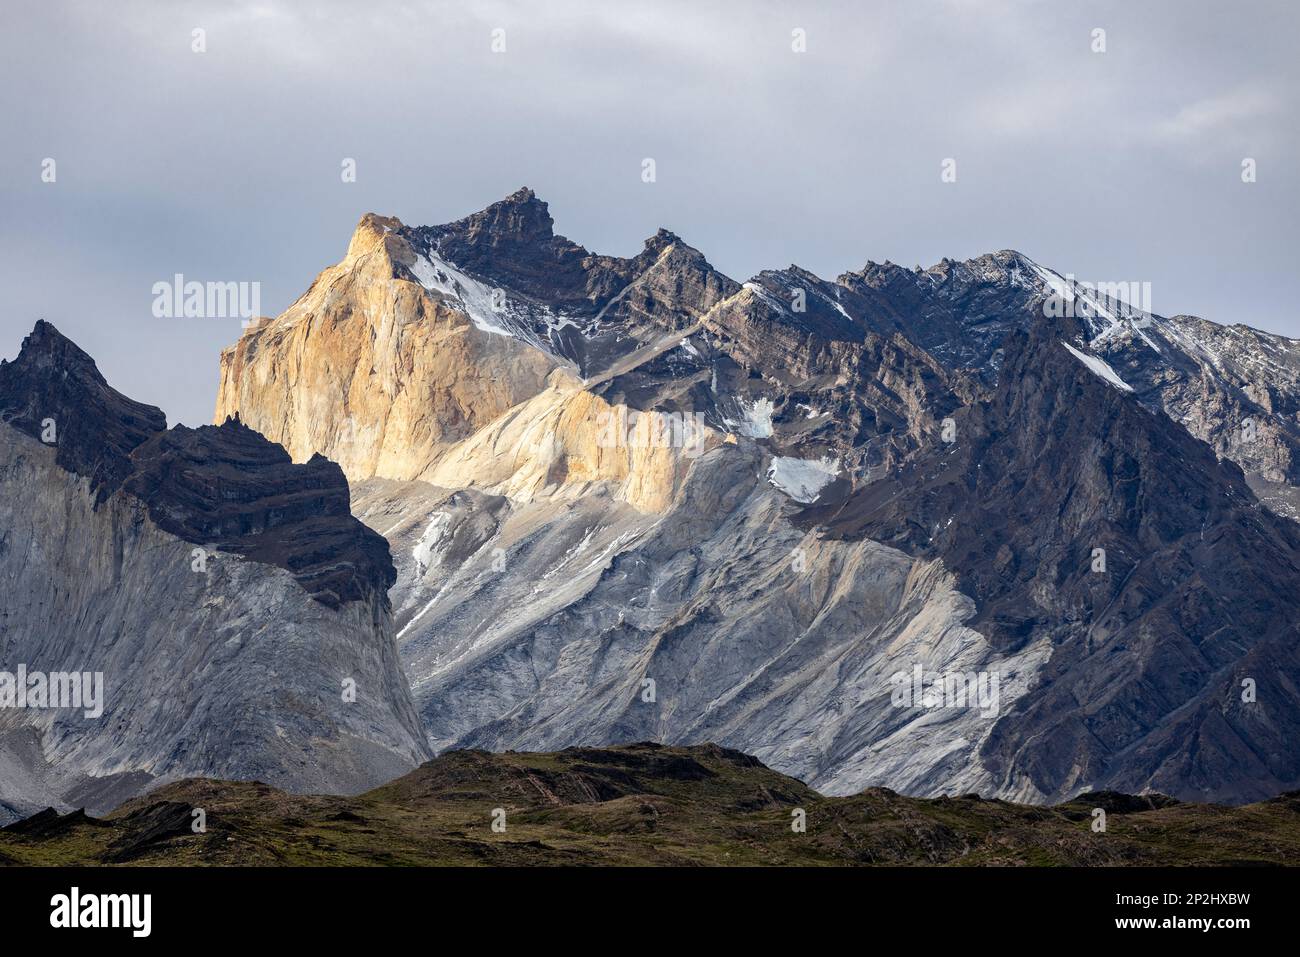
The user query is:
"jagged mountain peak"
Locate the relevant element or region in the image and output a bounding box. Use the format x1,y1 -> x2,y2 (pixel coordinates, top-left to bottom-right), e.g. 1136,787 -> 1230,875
0,320 -> 168,499
802,322 -> 1300,800
918,248 -> 1045,285
250,191 -> 1300,505
810,319 -> 1268,634
427,187 -> 698,262
347,192 -> 1291,393
848,247 -> 1043,285
204,189 -> 1300,807
968,247 -> 1036,266
437,184 -> 557,246
6,319 -> 120,385
762,263 -> 829,284
352,210 -> 405,236
503,184 -> 540,204
640,225 -> 690,257
0,327 -> 431,820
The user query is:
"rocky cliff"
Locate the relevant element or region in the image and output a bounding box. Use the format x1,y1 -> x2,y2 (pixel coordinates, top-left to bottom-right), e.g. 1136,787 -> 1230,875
840,251 -> 1300,499
214,202 -> 718,514
0,323 -> 430,823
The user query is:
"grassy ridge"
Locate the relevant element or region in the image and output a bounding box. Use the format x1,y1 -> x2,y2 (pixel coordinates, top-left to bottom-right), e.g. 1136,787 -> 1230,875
3,743 -> 1298,866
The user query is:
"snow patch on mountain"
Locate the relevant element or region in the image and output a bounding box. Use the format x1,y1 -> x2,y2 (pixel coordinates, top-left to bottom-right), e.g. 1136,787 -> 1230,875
1022,260 -> 1164,353
732,397 -> 775,438
742,280 -> 789,315
409,250 -> 579,352
1062,341 -> 1134,392
412,512 -> 452,577
409,252 -> 516,338
768,455 -> 840,503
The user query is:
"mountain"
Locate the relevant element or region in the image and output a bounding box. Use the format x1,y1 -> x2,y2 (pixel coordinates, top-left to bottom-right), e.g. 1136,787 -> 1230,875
213,193 -> 1038,800
4,743 -> 1298,867
806,327 -> 1300,801
0,322 -> 430,824
840,251 -> 1300,515
209,188 -> 1300,805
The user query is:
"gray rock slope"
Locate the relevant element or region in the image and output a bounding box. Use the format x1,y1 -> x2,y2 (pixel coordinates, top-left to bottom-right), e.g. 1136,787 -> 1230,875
350,451 -> 1048,800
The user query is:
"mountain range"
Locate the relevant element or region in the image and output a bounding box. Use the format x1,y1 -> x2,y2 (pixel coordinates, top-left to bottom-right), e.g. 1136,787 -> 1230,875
3,187 -> 1298,827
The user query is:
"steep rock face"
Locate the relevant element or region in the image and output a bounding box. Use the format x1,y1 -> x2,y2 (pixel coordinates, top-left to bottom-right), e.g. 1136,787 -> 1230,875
837,251 -> 1050,376
215,208 -> 721,514
415,384 -> 723,514
215,213 -> 560,482
0,324 -> 429,822
0,320 -> 166,500
122,419 -> 394,609
806,329 -> 1300,802
415,188 -> 740,365
2,322 -> 395,611
416,187 -> 637,313
214,194 -> 1018,800
1156,315 -> 1300,491
215,190 -> 970,517
687,276 -> 970,478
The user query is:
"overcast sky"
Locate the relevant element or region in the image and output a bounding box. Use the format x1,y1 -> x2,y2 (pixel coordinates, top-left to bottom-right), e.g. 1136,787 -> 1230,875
1,0 -> 1296,426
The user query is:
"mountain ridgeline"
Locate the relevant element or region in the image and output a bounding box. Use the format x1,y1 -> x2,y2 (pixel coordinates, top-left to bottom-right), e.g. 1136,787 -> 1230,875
209,188 -> 1300,804
6,744 -> 1300,867
4,188 -> 1299,821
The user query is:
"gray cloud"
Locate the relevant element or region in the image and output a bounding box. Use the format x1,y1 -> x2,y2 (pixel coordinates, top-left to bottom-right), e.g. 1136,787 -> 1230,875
1,0 -> 1296,426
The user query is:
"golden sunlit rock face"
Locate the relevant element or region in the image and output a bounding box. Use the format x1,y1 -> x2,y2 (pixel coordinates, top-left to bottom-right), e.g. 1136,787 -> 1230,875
216,213 -> 716,514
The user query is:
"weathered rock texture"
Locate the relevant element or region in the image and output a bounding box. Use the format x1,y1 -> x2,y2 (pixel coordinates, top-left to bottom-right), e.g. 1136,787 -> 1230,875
808,330 -> 1300,801
0,323 -> 429,823
841,252 -> 1300,495
214,206 -> 715,514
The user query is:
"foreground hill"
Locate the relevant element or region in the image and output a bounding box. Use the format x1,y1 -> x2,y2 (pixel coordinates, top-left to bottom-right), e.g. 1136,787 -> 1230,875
3,744 -> 1298,867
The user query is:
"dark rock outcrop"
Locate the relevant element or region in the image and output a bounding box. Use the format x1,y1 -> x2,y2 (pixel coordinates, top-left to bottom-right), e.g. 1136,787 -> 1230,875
209,189 -> 1300,806
0,320 -> 167,500
0,321 -> 431,820
0,321 -> 392,609
839,252 -> 1300,491
416,187 -> 739,328
123,418 -> 395,609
